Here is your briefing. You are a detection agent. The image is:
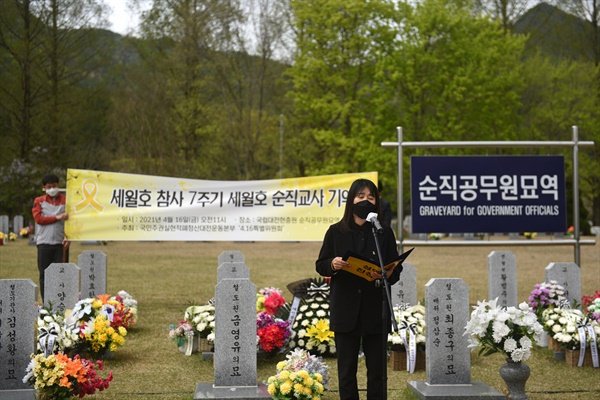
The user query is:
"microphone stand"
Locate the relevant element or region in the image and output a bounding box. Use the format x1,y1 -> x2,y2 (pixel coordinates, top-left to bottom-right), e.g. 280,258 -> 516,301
371,224 -> 398,400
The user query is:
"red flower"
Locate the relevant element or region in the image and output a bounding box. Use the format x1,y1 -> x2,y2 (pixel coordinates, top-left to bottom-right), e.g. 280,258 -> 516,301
263,292 -> 286,315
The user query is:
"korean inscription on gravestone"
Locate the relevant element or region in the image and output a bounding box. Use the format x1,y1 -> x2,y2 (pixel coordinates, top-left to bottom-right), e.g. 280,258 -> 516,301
391,262 -> 417,306
488,251 -> 517,308
44,263 -> 80,313
79,251 -> 107,298
214,279 -> 257,387
426,278 -> 470,385
545,262 -> 581,308
0,279 -> 37,391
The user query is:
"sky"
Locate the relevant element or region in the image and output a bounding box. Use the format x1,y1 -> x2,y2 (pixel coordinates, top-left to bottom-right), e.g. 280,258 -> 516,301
105,0 -> 140,36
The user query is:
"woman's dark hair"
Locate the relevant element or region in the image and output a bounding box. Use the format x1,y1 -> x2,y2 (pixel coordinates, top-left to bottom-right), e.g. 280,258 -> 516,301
42,174 -> 59,186
339,178 -> 381,232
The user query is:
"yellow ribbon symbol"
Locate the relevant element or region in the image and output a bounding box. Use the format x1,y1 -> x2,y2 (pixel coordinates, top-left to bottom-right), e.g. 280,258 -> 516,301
74,179 -> 105,213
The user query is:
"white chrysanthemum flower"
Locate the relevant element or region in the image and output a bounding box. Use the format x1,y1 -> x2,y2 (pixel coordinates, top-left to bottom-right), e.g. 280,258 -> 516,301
298,339 -> 305,346
301,320 -> 309,327
519,336 -> 532,350
504,338 -> 517,352
298,329 -> 306,338
305,311 -> 314,317
310,303 -> 319,309
299,305 -> 308,312
316,310 -> 326,317
511,348 -> 526,362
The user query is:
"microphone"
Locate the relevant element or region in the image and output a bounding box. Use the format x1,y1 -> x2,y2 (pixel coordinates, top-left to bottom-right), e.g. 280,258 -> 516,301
366,212 -> 383,234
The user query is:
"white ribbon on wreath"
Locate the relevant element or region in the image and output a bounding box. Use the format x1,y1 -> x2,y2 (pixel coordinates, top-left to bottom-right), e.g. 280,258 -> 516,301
38,327 -> 58,357
399,321 -> 418,373
576,318 -> 599,368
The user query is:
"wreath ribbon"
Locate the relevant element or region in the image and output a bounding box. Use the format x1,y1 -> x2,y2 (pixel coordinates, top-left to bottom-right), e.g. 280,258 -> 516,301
184,330 -> 195,356
306,282 -> 329,299
38,327 -> 58,357
399,321 -> 418,373
577,319 -> 599,368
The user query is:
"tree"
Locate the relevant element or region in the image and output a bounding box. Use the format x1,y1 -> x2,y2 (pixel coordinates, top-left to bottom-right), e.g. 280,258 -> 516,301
473,0 -> 543,32
286,0 -> 398,176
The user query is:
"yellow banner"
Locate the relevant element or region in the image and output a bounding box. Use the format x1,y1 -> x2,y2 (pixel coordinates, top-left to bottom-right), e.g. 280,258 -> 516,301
65,169 -> 377,241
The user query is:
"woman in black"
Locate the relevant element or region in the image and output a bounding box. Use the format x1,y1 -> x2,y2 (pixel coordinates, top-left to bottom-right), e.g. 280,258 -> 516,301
316,178 -> 401,400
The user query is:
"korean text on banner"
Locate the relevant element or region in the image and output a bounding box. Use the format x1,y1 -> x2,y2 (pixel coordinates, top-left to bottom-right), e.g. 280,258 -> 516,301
410,156 -> 566,234
65,170 -> 377,242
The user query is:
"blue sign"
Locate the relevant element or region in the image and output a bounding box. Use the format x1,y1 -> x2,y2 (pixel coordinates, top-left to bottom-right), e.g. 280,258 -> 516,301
410,156 -> 567,233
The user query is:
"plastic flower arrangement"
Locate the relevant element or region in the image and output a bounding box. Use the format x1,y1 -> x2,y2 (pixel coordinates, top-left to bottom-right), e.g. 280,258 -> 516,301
543,307 -> 600,350
9,231 -> 17,241
110,291 -> 138,329
523,232 -> 537,239
582,291 -> 600,322
69,295 -> 128,358
288,279 -> 336,357
388,303 -> 426,351
23,351 -> 113,399
184,302 -> 216,342
37,307 -> 79,355
168,320 -> 195,347
527,280 -> 567,322
19,226 -> 32,238
464,298 -> 543,362
257,287 -> 286,315
257,311 -> 292,353
266,348 -> 329,400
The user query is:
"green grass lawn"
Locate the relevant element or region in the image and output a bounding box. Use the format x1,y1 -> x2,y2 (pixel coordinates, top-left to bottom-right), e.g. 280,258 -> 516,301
1,238 -> 599,399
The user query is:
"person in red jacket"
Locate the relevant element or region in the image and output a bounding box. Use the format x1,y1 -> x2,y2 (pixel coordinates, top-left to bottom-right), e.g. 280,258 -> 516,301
32,173 -> 69,301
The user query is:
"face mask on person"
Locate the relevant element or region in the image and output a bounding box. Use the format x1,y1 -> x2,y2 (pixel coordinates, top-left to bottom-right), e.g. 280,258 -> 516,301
45,187 -> 60,197
353,200 -> 376,219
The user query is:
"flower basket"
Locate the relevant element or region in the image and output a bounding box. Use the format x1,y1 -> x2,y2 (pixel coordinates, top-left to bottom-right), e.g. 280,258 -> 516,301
548,336 -> 562,352
565,348 -> 596,368
177,335 -> 212,354
390,349 -> 425,371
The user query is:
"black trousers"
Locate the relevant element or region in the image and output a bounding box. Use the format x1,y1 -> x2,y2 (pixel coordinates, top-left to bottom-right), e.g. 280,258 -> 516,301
37,244 -> 67,301
335,331 -> 386,400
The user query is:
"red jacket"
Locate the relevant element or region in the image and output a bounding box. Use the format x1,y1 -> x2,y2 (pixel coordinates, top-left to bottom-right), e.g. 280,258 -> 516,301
32,193 -> 66,245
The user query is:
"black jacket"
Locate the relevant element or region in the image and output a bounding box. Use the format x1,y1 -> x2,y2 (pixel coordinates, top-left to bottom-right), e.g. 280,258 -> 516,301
315,220 -> 400,334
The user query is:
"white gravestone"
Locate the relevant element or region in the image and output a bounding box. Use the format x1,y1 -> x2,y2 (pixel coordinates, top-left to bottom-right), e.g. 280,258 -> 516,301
218,250 -> 245,266
0,215 -> 8,237
408,278 -> 504,399
44,263 -> 80,313
545,262 -> 581,309
217,262 -> 250,282
0,279 -> 37,398
79,250 -> 107,298
488,251 -> 518,308
391,262 -> 417,306
13,216 -> 24,236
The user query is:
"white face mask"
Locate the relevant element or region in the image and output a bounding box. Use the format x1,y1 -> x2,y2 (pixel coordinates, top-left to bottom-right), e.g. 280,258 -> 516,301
45,187 -> 60,197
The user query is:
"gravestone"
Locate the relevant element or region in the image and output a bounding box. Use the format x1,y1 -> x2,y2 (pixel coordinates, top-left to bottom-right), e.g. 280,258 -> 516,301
194,257 -> 269,399
545,262 -> 581,309
79,250 -> 107,298
217,262 -> 250,282
0,279 -> 37,399
391,262 -> 417,306
509,232 -> 519,240
408,278 -> 504,399
0,215 -> 8,236
44,263 -> 80,313
13,216 -> 24,236
487,251 -> 518,308
218,250 -> 245,266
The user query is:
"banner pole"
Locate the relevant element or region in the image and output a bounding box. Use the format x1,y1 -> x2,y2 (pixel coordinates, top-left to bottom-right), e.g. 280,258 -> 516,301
572,126 -> 580,266
397,126 -> 404,253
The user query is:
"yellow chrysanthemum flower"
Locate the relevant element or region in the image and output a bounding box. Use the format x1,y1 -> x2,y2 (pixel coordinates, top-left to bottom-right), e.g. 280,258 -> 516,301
267,383 -> 276,395
280,380 -> 292,395
293,383 -> 304,393
303,376 -> 313,386
278,370 -> 290,380
107,327 -> 115,335
313,373 -> 323,382
297,370 -> 309,379
276,361 -> 287,370
92,299 -> 103,309
118,326 -> 128,336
